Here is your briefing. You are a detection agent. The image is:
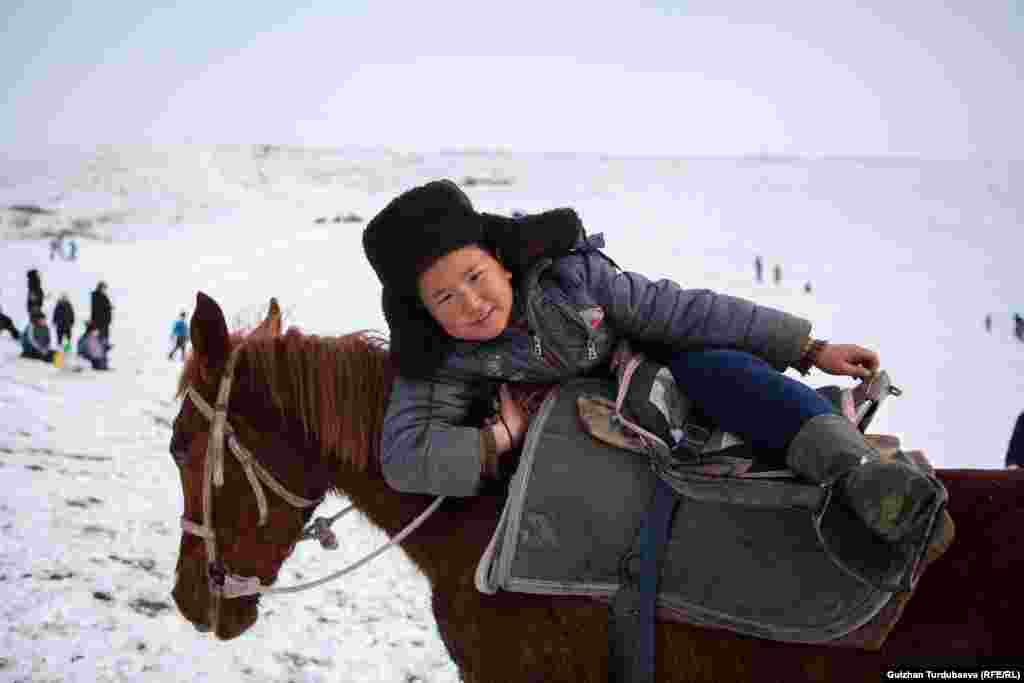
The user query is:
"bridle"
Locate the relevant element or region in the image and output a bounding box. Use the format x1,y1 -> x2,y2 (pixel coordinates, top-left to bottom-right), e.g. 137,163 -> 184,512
179,344 -> 444,634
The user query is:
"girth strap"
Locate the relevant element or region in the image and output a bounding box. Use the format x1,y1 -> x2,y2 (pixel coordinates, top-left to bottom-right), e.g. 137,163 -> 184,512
608,477 -> 679,683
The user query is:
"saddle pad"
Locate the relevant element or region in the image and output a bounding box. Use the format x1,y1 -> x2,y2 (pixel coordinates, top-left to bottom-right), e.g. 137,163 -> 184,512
476,377 -> 925,648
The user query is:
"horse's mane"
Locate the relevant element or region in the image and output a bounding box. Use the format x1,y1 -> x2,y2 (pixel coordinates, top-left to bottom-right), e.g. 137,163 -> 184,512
177,328 -> 394,472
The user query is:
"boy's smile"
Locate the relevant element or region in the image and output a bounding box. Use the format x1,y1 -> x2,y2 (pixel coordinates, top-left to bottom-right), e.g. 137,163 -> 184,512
418,245 -> 514,342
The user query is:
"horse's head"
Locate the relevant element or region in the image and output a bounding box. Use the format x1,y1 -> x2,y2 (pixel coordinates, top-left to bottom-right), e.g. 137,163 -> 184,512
169,292 -> 331,640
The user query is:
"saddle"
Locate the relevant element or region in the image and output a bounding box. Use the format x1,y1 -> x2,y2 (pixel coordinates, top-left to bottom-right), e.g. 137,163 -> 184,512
475,376 -> 954,650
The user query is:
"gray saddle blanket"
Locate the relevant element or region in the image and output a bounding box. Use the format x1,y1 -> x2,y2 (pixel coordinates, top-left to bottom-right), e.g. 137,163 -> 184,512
475,377 -> 927,647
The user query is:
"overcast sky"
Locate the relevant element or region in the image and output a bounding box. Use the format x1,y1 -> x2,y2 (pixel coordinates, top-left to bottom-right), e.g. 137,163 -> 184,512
2,1 -> 1021,159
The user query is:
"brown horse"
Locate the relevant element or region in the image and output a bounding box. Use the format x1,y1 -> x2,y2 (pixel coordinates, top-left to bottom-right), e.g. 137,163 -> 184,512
169,292 -> 1022,682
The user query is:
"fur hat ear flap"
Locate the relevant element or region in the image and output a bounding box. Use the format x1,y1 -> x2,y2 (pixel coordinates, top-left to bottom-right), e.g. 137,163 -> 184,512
381,287 -> 454,379
481,208 -> 584,277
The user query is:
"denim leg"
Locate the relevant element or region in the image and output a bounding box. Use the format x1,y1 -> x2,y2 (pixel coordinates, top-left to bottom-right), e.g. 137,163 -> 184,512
665,349 -> 834,455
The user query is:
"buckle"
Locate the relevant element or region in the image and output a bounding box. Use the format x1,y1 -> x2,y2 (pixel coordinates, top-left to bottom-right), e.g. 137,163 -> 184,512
304,517 -> 339,550
207,561 -> 226,589
666,423 -> 710,465
680,423 -> 711,450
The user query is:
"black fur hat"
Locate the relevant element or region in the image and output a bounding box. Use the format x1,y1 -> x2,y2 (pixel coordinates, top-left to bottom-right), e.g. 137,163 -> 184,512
363,179 -> 483,297
363,179 -> 584,378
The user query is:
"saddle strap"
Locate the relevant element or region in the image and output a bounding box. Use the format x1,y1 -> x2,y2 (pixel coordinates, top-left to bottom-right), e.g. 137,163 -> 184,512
608,477 -> 679,683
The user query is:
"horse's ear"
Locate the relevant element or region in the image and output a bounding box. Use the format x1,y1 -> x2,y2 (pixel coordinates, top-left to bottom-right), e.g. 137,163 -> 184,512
191,291 -> 230,379
252,297 -> 282,338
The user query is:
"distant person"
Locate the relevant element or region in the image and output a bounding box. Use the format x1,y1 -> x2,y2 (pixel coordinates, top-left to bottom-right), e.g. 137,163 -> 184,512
803,281 -> 812,294
1014,314 -> 1024,343
67,239 -> 78,262
773,264 -> 782,285
755,256 -> 763,283
90,281 -> 113,345
26,269 -> 44,318
21,312 -> 55,363
77,320 -> 109,370
1006,412 -> 1024,469
168,311 -> 189,361
49,236 -> 62,261
53,293 -> 74,347
985,314 -> 992,333
0,305 -> 19,341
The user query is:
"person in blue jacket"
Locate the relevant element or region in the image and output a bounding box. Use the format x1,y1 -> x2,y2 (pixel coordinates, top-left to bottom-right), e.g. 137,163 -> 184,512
361,179 -> 943,545
168,311 -> 189,361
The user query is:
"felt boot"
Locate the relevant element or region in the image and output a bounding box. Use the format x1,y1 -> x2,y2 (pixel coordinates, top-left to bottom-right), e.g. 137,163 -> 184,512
786,414 -> 939,543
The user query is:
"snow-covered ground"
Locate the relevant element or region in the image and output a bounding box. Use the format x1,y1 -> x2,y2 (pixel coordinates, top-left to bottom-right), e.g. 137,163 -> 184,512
0,145 -> 1021,682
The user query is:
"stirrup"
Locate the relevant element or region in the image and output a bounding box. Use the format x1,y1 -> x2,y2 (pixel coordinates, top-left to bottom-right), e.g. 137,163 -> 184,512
851,370 -> 901,432
819,370 -> 902,433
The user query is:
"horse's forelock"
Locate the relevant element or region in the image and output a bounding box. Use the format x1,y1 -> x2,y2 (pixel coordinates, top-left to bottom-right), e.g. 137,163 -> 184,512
174,332 -> 247,400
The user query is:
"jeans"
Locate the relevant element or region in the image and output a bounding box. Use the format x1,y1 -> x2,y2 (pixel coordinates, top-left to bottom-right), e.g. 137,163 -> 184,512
663,349 -> 835,466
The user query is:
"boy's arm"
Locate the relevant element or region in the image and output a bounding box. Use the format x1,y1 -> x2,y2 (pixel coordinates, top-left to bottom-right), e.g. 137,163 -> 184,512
380,374 -> 493,496
581,251 -> 809,371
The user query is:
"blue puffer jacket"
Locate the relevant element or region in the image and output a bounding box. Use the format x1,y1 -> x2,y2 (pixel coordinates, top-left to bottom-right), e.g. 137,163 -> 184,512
380,236 -> 811,496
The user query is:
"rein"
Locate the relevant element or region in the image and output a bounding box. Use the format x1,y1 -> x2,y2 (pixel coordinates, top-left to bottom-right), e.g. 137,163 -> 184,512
180,345 -> 444,630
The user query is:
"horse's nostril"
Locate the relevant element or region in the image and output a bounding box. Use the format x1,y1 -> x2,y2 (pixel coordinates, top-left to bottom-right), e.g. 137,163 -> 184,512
194,622 -> 211,633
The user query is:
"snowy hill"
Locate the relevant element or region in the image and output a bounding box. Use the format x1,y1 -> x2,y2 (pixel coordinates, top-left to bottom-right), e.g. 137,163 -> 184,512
0,145 -> 1021,682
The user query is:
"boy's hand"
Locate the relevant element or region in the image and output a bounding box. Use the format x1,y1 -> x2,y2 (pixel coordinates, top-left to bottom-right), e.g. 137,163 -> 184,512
814,343 -> 880,379
496,384 -> 529,450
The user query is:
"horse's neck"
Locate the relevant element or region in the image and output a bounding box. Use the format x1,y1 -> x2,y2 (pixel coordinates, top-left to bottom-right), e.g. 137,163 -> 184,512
334,471 -> 417,538
333,467 -> 501,587
334,473 -> 443,577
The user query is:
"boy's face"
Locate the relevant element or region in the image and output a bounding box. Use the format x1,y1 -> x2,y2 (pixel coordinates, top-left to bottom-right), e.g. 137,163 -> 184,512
418,245 -> 514,342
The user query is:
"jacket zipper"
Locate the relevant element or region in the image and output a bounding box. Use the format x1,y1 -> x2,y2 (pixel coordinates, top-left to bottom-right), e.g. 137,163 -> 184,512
530,301 -> 599,368
530,331 -> 567,371
550,299 -> 599,361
